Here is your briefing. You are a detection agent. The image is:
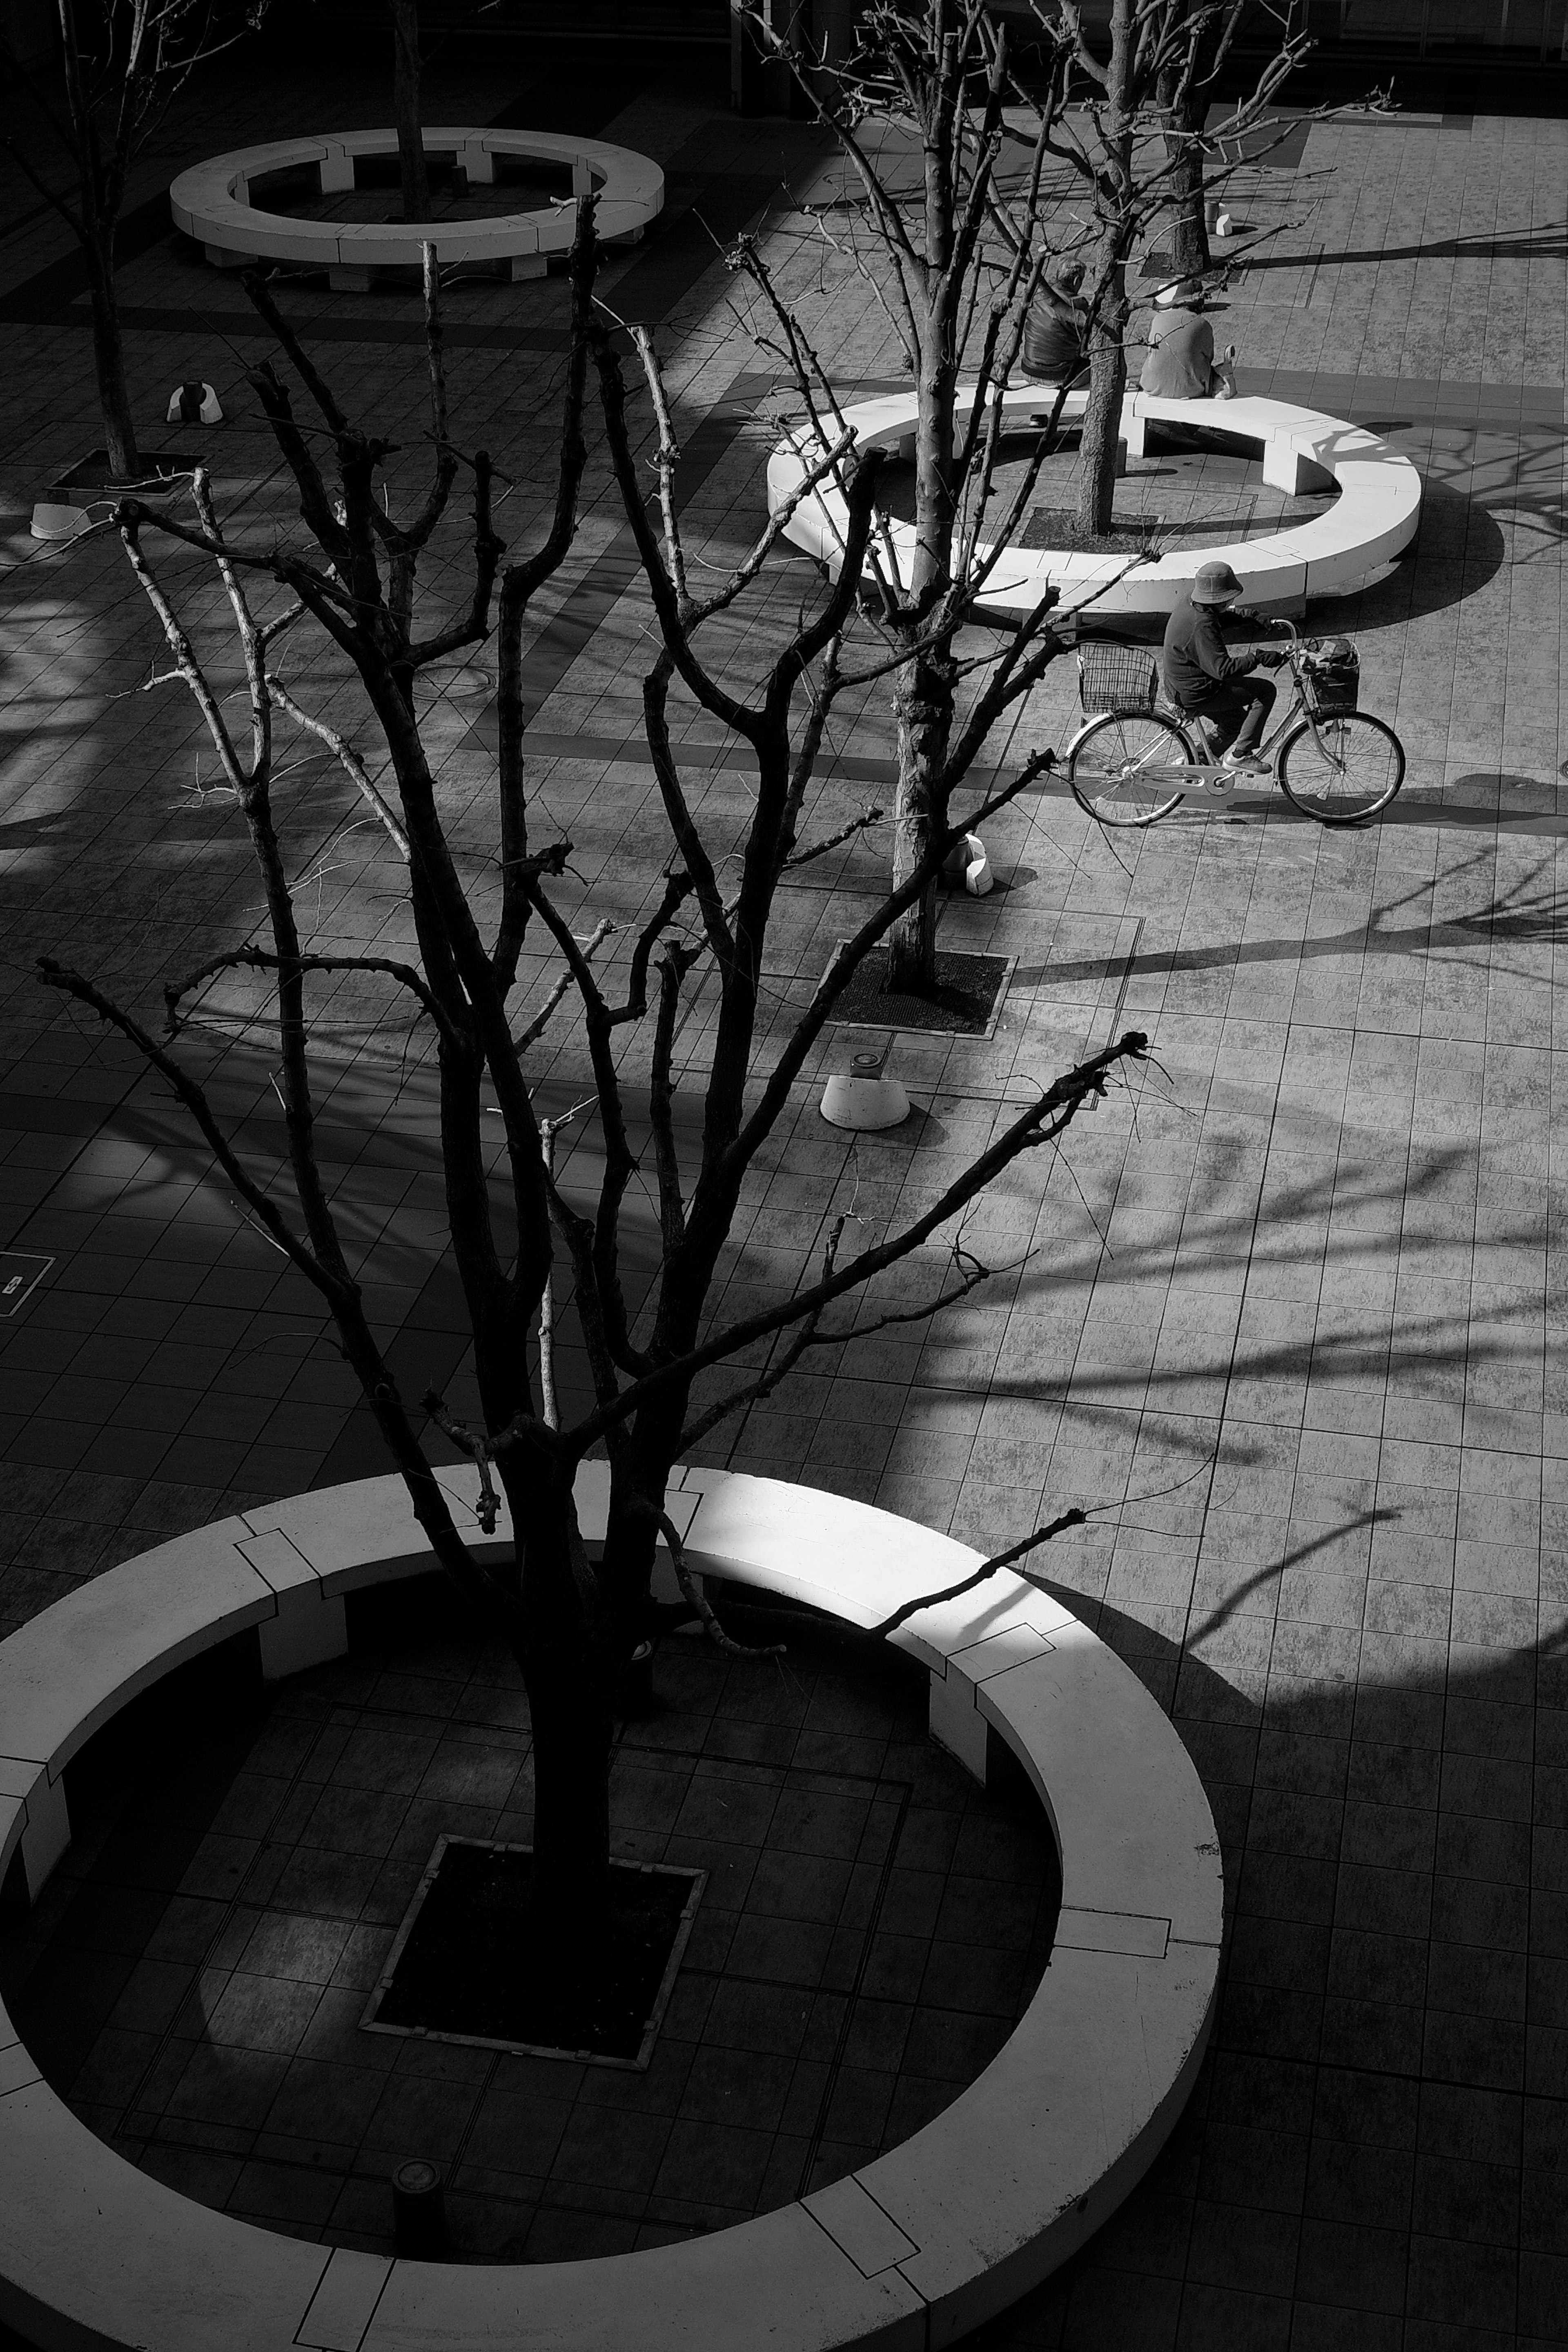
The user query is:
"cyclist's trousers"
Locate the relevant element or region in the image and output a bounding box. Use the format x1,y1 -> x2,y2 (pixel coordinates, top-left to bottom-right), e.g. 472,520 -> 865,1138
1186,677 -> 1275,755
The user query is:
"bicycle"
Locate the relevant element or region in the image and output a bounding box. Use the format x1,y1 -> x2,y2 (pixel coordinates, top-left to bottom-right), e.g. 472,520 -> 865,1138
1065,618 -> 1406,829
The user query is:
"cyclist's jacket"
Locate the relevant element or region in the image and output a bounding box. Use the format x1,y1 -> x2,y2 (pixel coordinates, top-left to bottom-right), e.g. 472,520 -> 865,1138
1161,593 -> 1268,708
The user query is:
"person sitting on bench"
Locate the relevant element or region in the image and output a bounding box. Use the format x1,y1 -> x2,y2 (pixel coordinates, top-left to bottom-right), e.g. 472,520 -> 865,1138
1140,281 -> 1236,400
1161,561 -> 1287,771
1022,262 -> 1089,386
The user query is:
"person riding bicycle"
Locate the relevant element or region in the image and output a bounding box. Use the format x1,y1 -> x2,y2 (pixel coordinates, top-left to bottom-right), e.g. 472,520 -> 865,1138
1161,560 -> 1288,773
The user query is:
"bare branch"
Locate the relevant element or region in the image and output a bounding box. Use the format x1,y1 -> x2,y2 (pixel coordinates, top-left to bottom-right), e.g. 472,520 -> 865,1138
568,1028 -> 1150,1451
867,1509 -> 1088,1638
38,956 -> 336,1293
648,939 -> 697,1258
537,1096 -> 598,1433
513,918 -> 616,1054
422,1392 -> 505,1534
783,804 -> 884,872
243,268 -> 350,435
679,1214 -> 847,1448
266,678 -> 411,860
162,942 -> 458,1045
650,1505 -> 785,1661
492,196 -> 599,998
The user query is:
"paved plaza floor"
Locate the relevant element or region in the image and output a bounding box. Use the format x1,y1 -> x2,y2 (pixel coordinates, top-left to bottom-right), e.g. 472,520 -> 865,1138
2,29 -> 1568,2352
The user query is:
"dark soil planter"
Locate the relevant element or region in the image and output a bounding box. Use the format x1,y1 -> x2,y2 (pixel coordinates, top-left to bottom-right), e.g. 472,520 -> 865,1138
828,944 -> 1014,1038
51,451 -> 198,508
363,1836 -> 705,2068
1019,507 -> 1157,557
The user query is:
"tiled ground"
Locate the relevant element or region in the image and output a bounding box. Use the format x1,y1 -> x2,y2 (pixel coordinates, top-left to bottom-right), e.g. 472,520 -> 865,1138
949,434 -> 1343,552
3,25 -> 1568,2352
2,1579 -> 1055,2261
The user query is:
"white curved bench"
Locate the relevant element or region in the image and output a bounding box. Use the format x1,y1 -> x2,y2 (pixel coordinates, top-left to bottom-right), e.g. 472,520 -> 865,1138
169,130 -> 664,289
768,383 -> 1422,620
0,1467 -> 1221,2352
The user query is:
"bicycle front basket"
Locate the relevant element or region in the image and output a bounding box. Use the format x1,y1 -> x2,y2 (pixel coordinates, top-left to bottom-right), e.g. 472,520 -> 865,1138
1078,639 -> 1157,715
1305,657 -> 1359,716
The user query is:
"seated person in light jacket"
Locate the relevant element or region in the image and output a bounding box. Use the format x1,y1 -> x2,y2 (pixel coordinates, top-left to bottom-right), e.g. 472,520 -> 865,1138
1161,561 -> 1287,771
1140,281 -> 1236,399
1022,261 -> 1089,385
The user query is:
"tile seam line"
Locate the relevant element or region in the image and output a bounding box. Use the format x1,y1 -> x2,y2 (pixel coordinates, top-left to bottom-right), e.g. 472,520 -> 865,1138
791,1777 -> 912,2205
1152,817 -> 1288,1694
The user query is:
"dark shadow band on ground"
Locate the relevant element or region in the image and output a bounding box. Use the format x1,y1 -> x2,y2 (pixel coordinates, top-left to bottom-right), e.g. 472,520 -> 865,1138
963,1586 -> 1566,2351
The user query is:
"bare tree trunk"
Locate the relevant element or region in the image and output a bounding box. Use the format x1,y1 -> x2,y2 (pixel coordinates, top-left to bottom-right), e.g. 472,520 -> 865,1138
504,1473 -> 616,1984
516,1637 -> 613,1962
886,651 -> 953,993
887,305 -> 960,998
1076,238 -> 1127,540
84,223 -> 139,477
1076,4 -> 1134,545
388,0 -> 430,223
1166,82 -> 1211,278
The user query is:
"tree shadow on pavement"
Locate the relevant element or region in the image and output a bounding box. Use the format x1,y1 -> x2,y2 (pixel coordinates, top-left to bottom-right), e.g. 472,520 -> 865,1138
969,1586 -> 1566,2351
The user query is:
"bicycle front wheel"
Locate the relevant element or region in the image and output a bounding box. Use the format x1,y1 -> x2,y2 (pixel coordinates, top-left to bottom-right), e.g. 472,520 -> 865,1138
1278,711 -> 1405,825
1068,709 -> 1191,828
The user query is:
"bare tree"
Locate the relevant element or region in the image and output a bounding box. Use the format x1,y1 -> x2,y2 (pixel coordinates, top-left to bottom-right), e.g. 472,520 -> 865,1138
1156,0 -> 1254,279
741,0 -> 1101,1000
1026,0 -> 1306,536
0,0 -> 269,479
384,0 -> 430,223
39,216 -> 1147,2012
736,2 -> 1308,994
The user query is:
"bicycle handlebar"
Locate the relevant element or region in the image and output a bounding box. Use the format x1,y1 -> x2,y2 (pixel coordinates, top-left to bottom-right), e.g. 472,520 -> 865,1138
1235,609 -> 1335,668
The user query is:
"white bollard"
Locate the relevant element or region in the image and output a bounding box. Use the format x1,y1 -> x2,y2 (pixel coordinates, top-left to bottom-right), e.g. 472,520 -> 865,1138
942,831 -> 993,895
30,504 -> 88,542
165,380 -> 223,425
821,1047 -> 910,1132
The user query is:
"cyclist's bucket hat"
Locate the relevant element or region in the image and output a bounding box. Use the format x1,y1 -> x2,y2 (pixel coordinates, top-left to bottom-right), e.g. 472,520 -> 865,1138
1192,561 -> 1244,605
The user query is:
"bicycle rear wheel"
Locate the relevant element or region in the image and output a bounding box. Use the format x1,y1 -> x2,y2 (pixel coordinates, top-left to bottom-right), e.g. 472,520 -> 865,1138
1068,709 -> 1190,828
1277,711 -> 1405,824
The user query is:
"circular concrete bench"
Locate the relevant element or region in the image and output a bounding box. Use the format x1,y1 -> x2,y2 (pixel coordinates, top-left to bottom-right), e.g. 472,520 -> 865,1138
169,130 -> 664,290
768,383 -> 1422,619
0,1466 -> 1222,2352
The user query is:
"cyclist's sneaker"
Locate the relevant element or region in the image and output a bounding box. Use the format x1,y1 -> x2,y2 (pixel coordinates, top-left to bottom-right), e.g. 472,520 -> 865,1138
1221,746 -> 1266,770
